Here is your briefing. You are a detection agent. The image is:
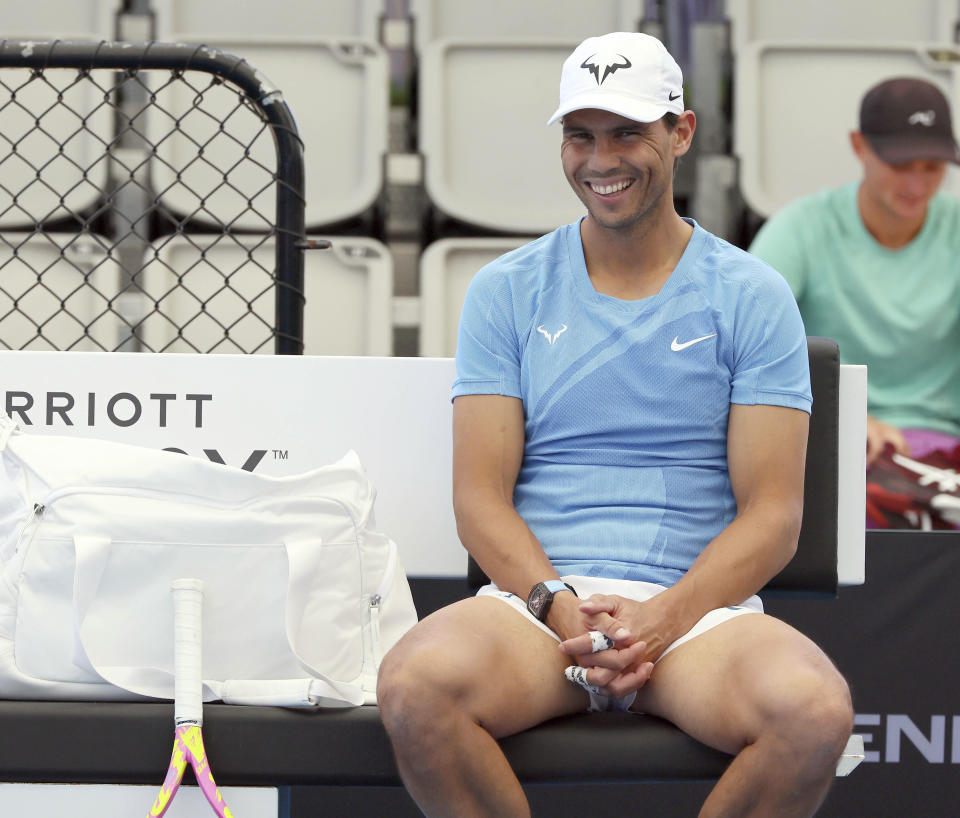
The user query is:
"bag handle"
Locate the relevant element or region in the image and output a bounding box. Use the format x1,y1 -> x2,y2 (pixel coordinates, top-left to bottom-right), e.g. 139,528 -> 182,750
71,534 -> 364,707
221,678 -> 364,708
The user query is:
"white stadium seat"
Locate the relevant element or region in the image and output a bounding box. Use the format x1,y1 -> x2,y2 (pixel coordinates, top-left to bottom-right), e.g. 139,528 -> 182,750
409,0 -> 644,51
0,232 -> 123,351
152,0 -> 382,40
419,38 -> 586,234
138,234 -> 393,355
419,236 -> 529,357
4,0 -> 115,40
726,0 -> 960,53
0,67 -> 113,230
301,236 -> 393,356
147,37 -> 388,231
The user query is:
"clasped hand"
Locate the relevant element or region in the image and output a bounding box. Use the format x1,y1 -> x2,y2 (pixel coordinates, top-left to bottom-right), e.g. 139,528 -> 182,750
556,594 -> 665,700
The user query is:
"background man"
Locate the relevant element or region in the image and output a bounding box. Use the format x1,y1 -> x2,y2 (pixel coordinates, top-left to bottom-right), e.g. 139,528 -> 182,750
378,32 -> 852,818
750,77 -> 960,472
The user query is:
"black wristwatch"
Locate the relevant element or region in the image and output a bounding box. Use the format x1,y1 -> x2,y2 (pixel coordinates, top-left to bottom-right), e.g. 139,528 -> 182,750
526,579 -> 578,622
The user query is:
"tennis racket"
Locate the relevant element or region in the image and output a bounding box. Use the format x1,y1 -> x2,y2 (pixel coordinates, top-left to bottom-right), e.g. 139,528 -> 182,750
148,578 -> 233,818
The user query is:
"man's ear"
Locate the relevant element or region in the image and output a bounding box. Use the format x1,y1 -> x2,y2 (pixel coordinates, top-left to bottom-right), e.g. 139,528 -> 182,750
673,110 -> 696,157
849,130 -> 867,160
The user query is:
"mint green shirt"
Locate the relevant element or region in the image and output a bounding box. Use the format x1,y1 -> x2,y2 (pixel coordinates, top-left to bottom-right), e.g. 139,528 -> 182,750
749,182 -> 960,437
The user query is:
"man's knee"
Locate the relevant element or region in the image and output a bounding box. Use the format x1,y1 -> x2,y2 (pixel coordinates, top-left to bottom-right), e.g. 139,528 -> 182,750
378,639 -> 435,733
804,667 -> 854,757
377,628 -> 474,742
769,660 -> 854,762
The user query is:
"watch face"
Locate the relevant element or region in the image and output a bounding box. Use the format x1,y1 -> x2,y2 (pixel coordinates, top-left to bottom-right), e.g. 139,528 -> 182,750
527,585 -> 549,619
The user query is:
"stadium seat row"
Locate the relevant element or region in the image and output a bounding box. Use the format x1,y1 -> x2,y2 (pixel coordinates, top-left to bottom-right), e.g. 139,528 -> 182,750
3,0 -> 960,358
0,231 -> 507,357
6,0 -> 960,230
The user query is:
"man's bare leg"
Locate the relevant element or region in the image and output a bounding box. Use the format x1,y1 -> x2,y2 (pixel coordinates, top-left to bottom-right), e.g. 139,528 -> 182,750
633,613 -> 853,818
377,596 -> 587,818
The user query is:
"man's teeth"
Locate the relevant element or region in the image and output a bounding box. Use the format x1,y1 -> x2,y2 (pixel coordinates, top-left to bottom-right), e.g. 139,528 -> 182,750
590,180 -> 632,195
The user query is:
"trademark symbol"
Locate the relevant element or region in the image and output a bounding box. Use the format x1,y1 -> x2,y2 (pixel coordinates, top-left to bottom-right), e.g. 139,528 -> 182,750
273,449 -> 289,460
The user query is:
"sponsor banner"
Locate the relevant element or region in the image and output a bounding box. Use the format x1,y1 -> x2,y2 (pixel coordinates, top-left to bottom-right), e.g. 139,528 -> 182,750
0,350 -> 463,577
765,531 -> 960,816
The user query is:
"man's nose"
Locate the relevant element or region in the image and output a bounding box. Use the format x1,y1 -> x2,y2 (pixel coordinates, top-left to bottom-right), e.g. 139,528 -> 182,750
897,160 -> 943,193
901,170 -> 933,196
587,137 -> 620,172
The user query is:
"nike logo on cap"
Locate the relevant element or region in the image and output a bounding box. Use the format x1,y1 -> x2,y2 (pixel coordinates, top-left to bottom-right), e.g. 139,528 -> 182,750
671,333 -> 716,351
668,91 -> 681,101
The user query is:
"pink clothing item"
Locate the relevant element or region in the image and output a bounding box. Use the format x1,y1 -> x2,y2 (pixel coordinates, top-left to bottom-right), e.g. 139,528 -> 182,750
902,428 -> 960,460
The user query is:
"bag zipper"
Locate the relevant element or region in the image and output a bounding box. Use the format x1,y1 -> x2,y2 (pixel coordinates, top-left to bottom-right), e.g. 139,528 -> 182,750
0,502 -> 44,594
9,485 -> 308,592
366,540 -> 399,671
368,593 -> 383,669
4,502 -> 43,561
38,484 -> 274,514
35,482 -> 366,523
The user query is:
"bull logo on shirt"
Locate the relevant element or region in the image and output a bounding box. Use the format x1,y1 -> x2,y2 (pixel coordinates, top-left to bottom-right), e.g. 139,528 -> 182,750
537,325 -> 568,345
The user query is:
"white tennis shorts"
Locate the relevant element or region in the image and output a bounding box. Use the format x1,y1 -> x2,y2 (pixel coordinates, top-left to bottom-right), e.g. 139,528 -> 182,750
477,574 -> 762,712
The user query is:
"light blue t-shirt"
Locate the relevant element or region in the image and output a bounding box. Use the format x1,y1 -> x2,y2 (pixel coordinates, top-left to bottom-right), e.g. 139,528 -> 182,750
453,219 -> 811,586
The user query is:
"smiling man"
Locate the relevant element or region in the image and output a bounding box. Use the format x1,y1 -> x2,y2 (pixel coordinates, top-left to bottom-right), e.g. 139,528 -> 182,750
750,78 -> 960,484
378,32 -> 852,818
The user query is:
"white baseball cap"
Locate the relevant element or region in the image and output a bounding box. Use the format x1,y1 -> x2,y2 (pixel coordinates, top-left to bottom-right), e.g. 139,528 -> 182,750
547,32 -> 684,126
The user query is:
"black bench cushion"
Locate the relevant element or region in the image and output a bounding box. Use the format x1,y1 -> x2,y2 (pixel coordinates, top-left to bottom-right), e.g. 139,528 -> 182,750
0,701 -> 730,786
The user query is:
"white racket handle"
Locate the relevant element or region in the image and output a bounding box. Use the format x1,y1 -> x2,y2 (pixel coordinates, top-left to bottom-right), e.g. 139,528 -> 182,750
172,578 -> 204,727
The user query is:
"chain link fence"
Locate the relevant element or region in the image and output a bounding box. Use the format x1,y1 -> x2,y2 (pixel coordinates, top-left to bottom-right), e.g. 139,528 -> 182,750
0,39 -> 308,354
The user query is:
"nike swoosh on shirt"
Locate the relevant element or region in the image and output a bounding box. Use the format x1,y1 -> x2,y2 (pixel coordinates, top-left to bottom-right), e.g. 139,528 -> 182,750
670,333 -> 717,351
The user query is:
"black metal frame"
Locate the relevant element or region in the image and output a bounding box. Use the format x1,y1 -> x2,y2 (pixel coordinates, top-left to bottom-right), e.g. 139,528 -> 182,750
0,38 -> 306,354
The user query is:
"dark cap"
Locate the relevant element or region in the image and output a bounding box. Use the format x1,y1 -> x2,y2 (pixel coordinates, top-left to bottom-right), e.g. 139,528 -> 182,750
859,77 -> 960,165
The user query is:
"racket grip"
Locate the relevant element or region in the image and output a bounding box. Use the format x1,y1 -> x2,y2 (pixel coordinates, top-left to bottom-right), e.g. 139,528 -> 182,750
172,578 -> 204,727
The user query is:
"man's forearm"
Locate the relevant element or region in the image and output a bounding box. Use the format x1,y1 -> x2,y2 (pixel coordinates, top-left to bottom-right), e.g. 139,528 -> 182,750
658,402 -> 808,633
454,488 -> 560,599
658,499 -> 801,636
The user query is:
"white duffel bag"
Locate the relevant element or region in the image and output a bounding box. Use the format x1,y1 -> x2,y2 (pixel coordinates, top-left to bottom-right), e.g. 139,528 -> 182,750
0,412 -> 418,707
